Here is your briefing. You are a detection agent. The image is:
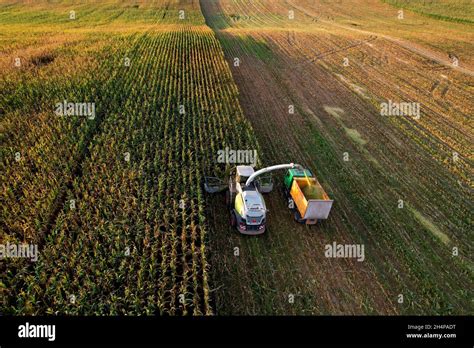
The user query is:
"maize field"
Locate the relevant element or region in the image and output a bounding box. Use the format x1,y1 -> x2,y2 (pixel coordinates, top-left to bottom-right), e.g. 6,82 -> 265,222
1,0 -> 473,316
1,0 -> 258,315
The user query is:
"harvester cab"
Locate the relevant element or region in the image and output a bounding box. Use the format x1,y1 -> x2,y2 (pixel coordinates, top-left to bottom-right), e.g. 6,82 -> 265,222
228,166 -> 267,234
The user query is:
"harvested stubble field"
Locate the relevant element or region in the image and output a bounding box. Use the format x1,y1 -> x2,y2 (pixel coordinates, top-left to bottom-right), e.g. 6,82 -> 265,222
1,0 -> 473,316
201,0 -> 473,314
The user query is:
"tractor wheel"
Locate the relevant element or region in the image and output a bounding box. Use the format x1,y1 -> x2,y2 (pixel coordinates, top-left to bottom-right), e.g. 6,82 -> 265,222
294,210 -> 304,224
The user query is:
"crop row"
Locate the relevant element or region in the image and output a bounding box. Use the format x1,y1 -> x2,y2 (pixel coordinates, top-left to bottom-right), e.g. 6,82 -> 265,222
2,3 -> 259,315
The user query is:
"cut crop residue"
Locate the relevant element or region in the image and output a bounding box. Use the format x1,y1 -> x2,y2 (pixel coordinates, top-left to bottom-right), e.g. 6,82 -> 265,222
323,105 -> 344,119
343,126 -> 367,146
323,106 -> 367,146
410,208 -> 450,246
335,73 -> 370,99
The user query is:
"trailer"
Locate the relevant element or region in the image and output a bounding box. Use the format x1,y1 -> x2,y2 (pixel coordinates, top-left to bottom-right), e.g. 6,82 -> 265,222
284,168 -> 333,224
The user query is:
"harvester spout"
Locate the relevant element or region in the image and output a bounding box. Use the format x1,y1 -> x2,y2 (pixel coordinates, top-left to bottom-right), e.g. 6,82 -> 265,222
245,163 -> 302,187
